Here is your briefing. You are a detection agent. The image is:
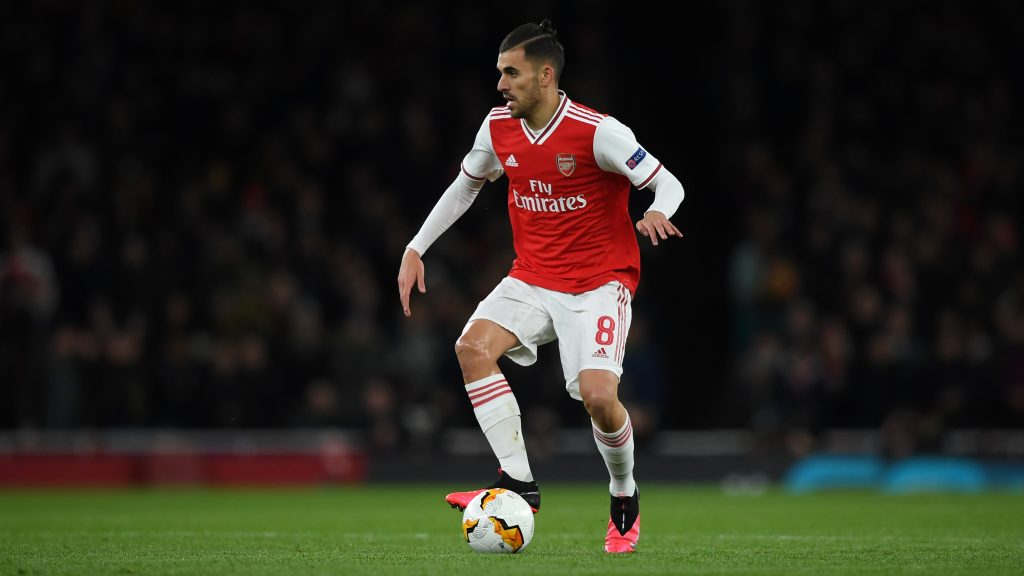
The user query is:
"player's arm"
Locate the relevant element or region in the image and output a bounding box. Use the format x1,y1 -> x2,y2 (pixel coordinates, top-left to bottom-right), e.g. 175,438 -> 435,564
594,117 -> 685,246
635,169 -> 684,246
398,117 -> 503,317
398,172 -> 483,317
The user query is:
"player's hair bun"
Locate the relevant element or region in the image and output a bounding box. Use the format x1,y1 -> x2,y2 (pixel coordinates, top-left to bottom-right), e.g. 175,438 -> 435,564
538,19 -> 557,36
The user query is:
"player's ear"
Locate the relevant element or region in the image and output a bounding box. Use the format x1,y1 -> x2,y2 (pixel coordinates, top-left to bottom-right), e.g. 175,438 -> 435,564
540,64 -> 554,86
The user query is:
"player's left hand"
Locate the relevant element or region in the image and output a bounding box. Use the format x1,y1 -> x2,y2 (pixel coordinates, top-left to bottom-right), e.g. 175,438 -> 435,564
635,211 -> 682,246
397,248 -> 426,317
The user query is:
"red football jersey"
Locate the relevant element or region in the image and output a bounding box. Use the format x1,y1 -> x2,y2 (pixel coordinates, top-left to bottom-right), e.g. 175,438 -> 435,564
461,93 -> 663,295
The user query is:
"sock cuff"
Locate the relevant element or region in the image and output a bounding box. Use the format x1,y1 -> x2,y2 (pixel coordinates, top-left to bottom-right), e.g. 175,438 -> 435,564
593,414 -> 632,448
467,373 -> 519,430
466,374 -> 512,408
466,373 -> 507,394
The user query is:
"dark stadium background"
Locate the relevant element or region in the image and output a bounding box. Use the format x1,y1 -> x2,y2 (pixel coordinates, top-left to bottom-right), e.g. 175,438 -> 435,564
1,1 -> 1021,482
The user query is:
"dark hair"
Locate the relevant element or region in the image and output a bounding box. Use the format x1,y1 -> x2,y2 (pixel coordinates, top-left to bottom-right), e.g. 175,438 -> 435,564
499,19 -> 565,82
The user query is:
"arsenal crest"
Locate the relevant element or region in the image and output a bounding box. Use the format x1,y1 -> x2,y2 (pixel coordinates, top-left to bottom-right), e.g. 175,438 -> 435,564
556,153 -> 576,177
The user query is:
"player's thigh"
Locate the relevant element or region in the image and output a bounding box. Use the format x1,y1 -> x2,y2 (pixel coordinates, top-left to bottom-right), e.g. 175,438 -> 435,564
458,319 -> 521,361
552,281 -> 632,399
464,277 -> 556,367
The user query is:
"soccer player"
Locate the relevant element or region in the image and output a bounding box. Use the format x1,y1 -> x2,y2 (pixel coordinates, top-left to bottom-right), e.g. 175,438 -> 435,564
397,20 -> 684,553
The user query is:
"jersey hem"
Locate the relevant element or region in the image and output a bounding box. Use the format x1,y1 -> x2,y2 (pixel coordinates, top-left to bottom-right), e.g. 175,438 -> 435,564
509,270 -> 637,297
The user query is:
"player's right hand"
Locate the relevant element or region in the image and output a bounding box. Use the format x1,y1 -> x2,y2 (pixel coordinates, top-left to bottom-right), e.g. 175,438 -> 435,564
397,248 -> 426,317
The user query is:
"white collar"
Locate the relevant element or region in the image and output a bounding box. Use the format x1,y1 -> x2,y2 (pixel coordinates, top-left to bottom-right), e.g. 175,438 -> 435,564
521,91 -> 569,145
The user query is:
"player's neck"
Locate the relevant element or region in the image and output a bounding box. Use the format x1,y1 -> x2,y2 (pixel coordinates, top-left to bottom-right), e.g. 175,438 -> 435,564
525,90 -> 562,132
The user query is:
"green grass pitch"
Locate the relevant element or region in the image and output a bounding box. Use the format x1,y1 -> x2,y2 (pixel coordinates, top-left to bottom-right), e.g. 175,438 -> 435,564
2,485 -> 1022,575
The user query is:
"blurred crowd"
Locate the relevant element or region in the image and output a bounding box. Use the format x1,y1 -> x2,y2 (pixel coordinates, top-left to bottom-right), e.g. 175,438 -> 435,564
0,1 -> 670,446
725,1 -> 1024,454
0,1 -> 1021,454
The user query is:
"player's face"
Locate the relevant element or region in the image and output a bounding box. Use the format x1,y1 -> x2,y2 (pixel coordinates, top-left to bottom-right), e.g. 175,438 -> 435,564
496,48 -> 542,120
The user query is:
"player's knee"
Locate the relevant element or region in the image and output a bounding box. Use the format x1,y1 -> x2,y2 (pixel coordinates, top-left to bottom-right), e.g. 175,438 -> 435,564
454,335 -> 490,370
581,386 -> 617,420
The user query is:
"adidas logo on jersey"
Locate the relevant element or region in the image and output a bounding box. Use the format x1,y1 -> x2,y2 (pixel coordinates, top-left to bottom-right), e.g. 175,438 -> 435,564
592,348 -> 609,359
505,154 -> 519,168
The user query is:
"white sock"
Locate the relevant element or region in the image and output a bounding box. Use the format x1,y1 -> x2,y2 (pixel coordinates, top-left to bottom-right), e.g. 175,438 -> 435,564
466,374 -> 533,482
592,414 -> 635,496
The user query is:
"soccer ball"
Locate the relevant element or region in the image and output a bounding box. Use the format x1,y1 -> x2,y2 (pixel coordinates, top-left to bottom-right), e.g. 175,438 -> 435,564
461,488 -> 535,553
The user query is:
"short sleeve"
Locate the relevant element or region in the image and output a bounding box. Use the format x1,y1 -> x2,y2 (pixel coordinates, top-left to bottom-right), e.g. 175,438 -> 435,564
461,116 -> 504,183
594,117 -> 663,189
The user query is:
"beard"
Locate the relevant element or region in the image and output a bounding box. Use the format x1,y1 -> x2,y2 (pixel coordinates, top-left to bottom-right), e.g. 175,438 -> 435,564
507,81 -> 542,119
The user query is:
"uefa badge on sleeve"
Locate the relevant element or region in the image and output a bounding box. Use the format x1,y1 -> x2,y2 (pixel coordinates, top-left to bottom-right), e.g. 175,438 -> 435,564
556,153 -> 576,177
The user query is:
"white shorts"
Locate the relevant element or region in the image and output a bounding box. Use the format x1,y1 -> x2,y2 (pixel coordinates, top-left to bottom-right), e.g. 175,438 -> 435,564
464,277 -> 633,400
